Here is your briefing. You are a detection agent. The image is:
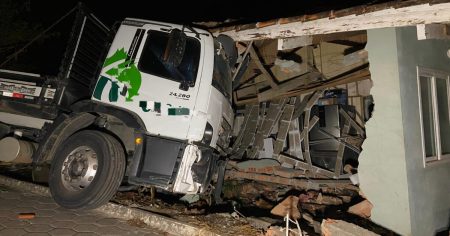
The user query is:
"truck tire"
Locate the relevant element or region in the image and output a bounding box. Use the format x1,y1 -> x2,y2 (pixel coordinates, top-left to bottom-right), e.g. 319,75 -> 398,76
49,130 -> 125,209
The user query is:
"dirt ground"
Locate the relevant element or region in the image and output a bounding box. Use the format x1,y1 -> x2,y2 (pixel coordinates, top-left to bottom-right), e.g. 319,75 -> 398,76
113,190 -> 264,236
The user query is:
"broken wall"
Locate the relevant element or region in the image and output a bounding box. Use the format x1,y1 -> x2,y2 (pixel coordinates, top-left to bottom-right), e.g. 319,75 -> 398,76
360,26 -> 450,236
359,28 -> 412,235
396,26 -> 450,236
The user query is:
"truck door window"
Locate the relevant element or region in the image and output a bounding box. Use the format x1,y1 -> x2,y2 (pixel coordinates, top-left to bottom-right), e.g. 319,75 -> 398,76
138,30 -> 200,86
212,41 -> 232,101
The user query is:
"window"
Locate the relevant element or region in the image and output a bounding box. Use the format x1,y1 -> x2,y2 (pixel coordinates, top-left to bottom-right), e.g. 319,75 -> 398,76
212,41 -> 232,101
417,67 -> 450,166
138,30 -> 201,85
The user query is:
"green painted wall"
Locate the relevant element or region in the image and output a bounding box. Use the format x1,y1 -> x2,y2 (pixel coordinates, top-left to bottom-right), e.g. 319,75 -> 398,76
361,26 -> 450,236
359,28 -> 412,235
396,26 -> 450,236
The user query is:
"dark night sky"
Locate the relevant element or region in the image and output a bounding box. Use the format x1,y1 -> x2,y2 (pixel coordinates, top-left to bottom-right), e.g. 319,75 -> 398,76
4,0 -> 390,74
30,0 -> 392,27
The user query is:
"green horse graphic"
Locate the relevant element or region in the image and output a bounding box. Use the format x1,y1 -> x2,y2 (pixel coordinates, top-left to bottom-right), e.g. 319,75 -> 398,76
95,48 -> 142,102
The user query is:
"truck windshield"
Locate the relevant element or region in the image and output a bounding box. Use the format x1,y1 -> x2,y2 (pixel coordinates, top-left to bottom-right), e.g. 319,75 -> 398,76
138,30 -> 200,85
212,41 -> 232,101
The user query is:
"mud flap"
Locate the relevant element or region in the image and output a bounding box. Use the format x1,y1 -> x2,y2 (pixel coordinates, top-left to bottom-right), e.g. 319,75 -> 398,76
213,160 -> 227,204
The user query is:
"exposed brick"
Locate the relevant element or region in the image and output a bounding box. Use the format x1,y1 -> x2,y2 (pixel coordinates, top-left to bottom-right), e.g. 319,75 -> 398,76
348,200 -> 373,218
321,219 -> 379,236
270,196 -> 301,219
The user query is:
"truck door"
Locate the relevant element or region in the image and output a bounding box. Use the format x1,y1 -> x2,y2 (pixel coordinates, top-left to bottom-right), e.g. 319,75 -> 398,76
93,22 -> 204,140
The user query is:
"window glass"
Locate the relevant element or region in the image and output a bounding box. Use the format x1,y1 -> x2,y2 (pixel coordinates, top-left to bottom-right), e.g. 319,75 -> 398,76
419,76 -> 436,158
138,30 -> 200,85
212,41 -> 232,100
436,78 -> 450,155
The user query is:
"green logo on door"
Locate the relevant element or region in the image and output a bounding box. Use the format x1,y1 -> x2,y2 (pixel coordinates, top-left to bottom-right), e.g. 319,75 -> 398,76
93,48 -> 142,102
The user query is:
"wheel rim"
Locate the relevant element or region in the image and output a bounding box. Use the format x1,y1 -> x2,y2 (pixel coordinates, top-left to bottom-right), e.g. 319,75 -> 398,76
61,146 -> 98,191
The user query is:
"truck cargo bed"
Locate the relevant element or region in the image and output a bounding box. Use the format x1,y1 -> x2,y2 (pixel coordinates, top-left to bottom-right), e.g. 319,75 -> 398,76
0,4 -> 110,121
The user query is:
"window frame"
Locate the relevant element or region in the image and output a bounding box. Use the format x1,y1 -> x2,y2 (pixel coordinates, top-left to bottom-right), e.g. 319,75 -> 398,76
417,66 -> 450,167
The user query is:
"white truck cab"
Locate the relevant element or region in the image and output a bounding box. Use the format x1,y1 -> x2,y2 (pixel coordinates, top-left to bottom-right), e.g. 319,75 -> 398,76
93,18 -> 233,146
0,7 -> 235,209
91,18 -> 235,195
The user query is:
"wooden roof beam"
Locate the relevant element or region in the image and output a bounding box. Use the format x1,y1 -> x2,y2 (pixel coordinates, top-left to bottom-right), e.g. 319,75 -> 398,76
215,2 -> 450,42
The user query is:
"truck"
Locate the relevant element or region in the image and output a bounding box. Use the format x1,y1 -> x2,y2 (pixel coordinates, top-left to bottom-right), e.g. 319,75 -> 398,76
0,4 -> 235,209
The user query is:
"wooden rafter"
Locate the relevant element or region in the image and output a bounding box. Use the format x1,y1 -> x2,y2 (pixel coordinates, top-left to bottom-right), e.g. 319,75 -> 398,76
214,1 -> 450,41
248,45 -> 279,89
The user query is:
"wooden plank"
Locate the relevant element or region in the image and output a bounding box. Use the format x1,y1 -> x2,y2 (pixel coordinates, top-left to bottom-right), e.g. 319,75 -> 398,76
281,68 -> 370,99
273,104 -> 295,156
349,96 -> 365,125
277,31 -> 366,49
417,23 -> 450,40
292,95 -> 308,120
230,105 -> 259,159
313,43 -> 368,79
270,58 -> 309,82
357,79 -> 373,96
334,119 -> 351,177
235,84 -> 258,98
312,30 -> 367,45
288,119 -> 303,160
249,45 -> 278,89
339,108 -> 365,136
231,105 -> 252,151
248,100 -> 285,158
277,36 -> 313,50
277,154 -> 336,178
225,170 -> 354,190
257,70 -> 322,102
299,116 -> 320,142
306,90 -> 323,109
215,2 -> 450,41
235,66 -> 368,105
232,41 -> 253,81
303,109 -> 313,172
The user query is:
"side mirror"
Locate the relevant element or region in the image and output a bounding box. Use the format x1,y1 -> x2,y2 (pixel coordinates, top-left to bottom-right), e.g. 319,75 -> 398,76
163,29 -> 187,67
179,80 -> 189,91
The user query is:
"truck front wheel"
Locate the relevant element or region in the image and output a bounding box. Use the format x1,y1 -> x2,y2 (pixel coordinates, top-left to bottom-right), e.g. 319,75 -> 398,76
49,130 -> 125,209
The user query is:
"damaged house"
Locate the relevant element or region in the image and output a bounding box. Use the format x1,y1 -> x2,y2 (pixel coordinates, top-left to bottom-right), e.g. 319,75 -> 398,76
0,0 -> 449,235
202,1 -> 450,235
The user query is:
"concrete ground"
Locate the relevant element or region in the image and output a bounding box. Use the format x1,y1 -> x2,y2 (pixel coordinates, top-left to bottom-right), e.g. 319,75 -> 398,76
0,184 -> 163,236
